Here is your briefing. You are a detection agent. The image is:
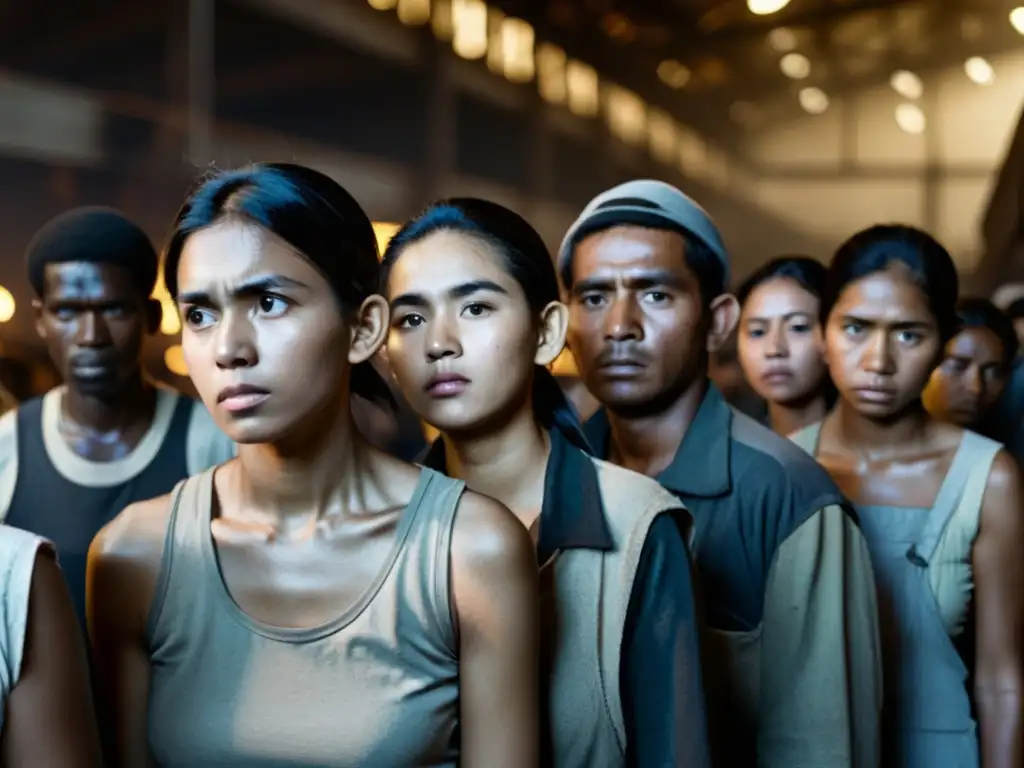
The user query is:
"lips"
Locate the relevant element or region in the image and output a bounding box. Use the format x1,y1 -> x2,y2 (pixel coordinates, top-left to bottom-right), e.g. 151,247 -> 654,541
852,387 -> 897,404
425,373 -> 469,398
217,384 -> 271,413
761,369 -> 793,383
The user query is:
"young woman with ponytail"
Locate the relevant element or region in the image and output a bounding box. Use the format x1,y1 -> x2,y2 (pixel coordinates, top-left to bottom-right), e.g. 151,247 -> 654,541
382,198 -> 710,768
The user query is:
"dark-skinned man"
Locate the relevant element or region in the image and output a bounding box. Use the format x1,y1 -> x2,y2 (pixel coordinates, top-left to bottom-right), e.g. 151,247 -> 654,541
561,180 -> 882,768
0,207 -> 235,631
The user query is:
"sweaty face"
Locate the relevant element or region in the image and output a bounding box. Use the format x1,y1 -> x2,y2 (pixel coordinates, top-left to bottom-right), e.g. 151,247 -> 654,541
738,277 -> 826,407
36,262 -> 152,399
924,327 -> 1007,427
566,226 -> 705,417
385,231 -> 542,436
825,267 -> 942,420
176,221 -> 353,444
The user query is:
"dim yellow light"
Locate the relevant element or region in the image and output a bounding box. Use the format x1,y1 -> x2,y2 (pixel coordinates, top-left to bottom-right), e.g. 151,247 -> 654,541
164,345 -> 189,377
452,0 -> 487,60
0,286 -> 15,323
152,267 -> 181,335
373,222 -> 401,258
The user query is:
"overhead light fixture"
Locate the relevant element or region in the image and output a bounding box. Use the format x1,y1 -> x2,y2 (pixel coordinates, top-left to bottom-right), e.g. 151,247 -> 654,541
748,0 -> 791,15
889,70 -> 923,100
895,103 -> 926,134
1011,7 -> 1024,34
367,0 -> 398,9
767,27 -> 797,53
965,56 -> 994,85
780,52 -> 810,79
799,87 -> 829,114
657,59 -> 691,89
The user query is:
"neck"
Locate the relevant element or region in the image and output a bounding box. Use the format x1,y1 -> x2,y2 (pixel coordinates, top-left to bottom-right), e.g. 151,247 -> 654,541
829,397 -> 930,458
606,377 -> 708,478
233,395 -> 378,528
61,372 -> 156,434
442,406 -> 551,527
768,395 -> 827,438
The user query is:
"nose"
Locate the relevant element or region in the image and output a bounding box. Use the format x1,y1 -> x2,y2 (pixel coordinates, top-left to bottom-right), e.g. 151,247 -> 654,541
214,310 -> 258,370
964,367 -> 983,396
863,330 -> 896,375
425,311 -> 463,362
765,325 -> 788,358
604,295 -> 643,343
76,310 -> 112,347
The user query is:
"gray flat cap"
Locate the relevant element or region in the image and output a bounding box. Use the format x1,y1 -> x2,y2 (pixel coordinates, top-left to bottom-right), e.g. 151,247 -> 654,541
558,179 -> 729,290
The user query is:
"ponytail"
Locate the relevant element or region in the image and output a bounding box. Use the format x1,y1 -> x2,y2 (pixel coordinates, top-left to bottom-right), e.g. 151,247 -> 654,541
533,366 -> 594,454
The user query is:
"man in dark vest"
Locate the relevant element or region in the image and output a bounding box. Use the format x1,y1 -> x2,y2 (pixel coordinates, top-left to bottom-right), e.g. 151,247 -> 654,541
0,207 -> 235,630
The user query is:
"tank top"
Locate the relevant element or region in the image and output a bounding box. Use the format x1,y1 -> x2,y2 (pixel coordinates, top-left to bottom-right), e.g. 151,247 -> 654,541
146,466 -> 465,767
791,424 -> 999,768
0,526 -> 53,733
5,392 -> 192,631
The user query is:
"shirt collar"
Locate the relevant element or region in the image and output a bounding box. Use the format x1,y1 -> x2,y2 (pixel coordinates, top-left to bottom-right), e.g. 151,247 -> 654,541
583,383 -> 733,498
419,429 -> 614,563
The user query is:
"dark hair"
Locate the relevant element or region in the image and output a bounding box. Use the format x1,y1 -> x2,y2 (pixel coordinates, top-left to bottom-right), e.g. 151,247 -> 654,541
562,222 -> 725,308
737,255 -> 826,306
955,297 -> 1018,367
381,198 -> 593,453
164,162 -> 393,406
821,224 -> 960,342
737,254 -> 836,408
1005,297 -> 1024,321
26,206 -> 158,298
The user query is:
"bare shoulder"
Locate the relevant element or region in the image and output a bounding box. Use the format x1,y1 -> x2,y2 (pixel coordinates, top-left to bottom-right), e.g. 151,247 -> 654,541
981,449 -> 1022,521
91,492 -> 175,566
450,490 -> 535,578
88,492 -> 177,633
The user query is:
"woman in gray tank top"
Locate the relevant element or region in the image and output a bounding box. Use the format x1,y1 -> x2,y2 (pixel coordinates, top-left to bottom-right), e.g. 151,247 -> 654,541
86,164 -> 539,767
381,199 -> 710,766
789,225 -> 1023,767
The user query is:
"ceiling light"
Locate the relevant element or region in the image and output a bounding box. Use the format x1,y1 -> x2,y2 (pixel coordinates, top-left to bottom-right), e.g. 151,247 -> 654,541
889,70 -> 923,100
657,59 -> 691,89
799,87 -> 829,114
1011,7 -> 1024,35
780,52 -> 810,79
895,103 -> 926,134
767,27 -> 797,52
748,0 -> 792,15
965,56 -> 994,85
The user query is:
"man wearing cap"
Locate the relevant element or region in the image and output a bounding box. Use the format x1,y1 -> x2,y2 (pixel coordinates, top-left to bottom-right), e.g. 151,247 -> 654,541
0,207 -> 235,632
562,180 -> 882,767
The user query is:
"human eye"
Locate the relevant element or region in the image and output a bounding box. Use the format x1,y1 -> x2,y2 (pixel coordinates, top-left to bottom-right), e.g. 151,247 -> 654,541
641,290 -> 671,305
183,306 -> 216,329
461,302 -> 494,318
394,313 -> 425,330
256,294 -> 289,318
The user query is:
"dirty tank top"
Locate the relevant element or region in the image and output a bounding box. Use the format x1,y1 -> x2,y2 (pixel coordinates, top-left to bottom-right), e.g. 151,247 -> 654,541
145,466 -> 465,767
791,424 -> 999,768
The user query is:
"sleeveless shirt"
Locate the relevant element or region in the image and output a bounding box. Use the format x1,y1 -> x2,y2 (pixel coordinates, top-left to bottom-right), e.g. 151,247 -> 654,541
146,466 -> 465,767
4,390 -> 193,631
791,424 -> 999,767
0,526 -> 53,733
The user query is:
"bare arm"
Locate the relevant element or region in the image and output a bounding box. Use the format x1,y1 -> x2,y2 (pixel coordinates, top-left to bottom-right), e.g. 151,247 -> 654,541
87,495 -> 173,768
974,451 -> 1024,768
1,549 -> 102,767
451,491 -> 539,768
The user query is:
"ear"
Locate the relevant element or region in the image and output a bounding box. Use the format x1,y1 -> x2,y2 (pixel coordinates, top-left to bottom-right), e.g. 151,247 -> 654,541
32,299 -> 46,340
706,294 -> 740,354
348,294 -> 390,366
145,298 -> 162,335
534,300 -> 569,368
